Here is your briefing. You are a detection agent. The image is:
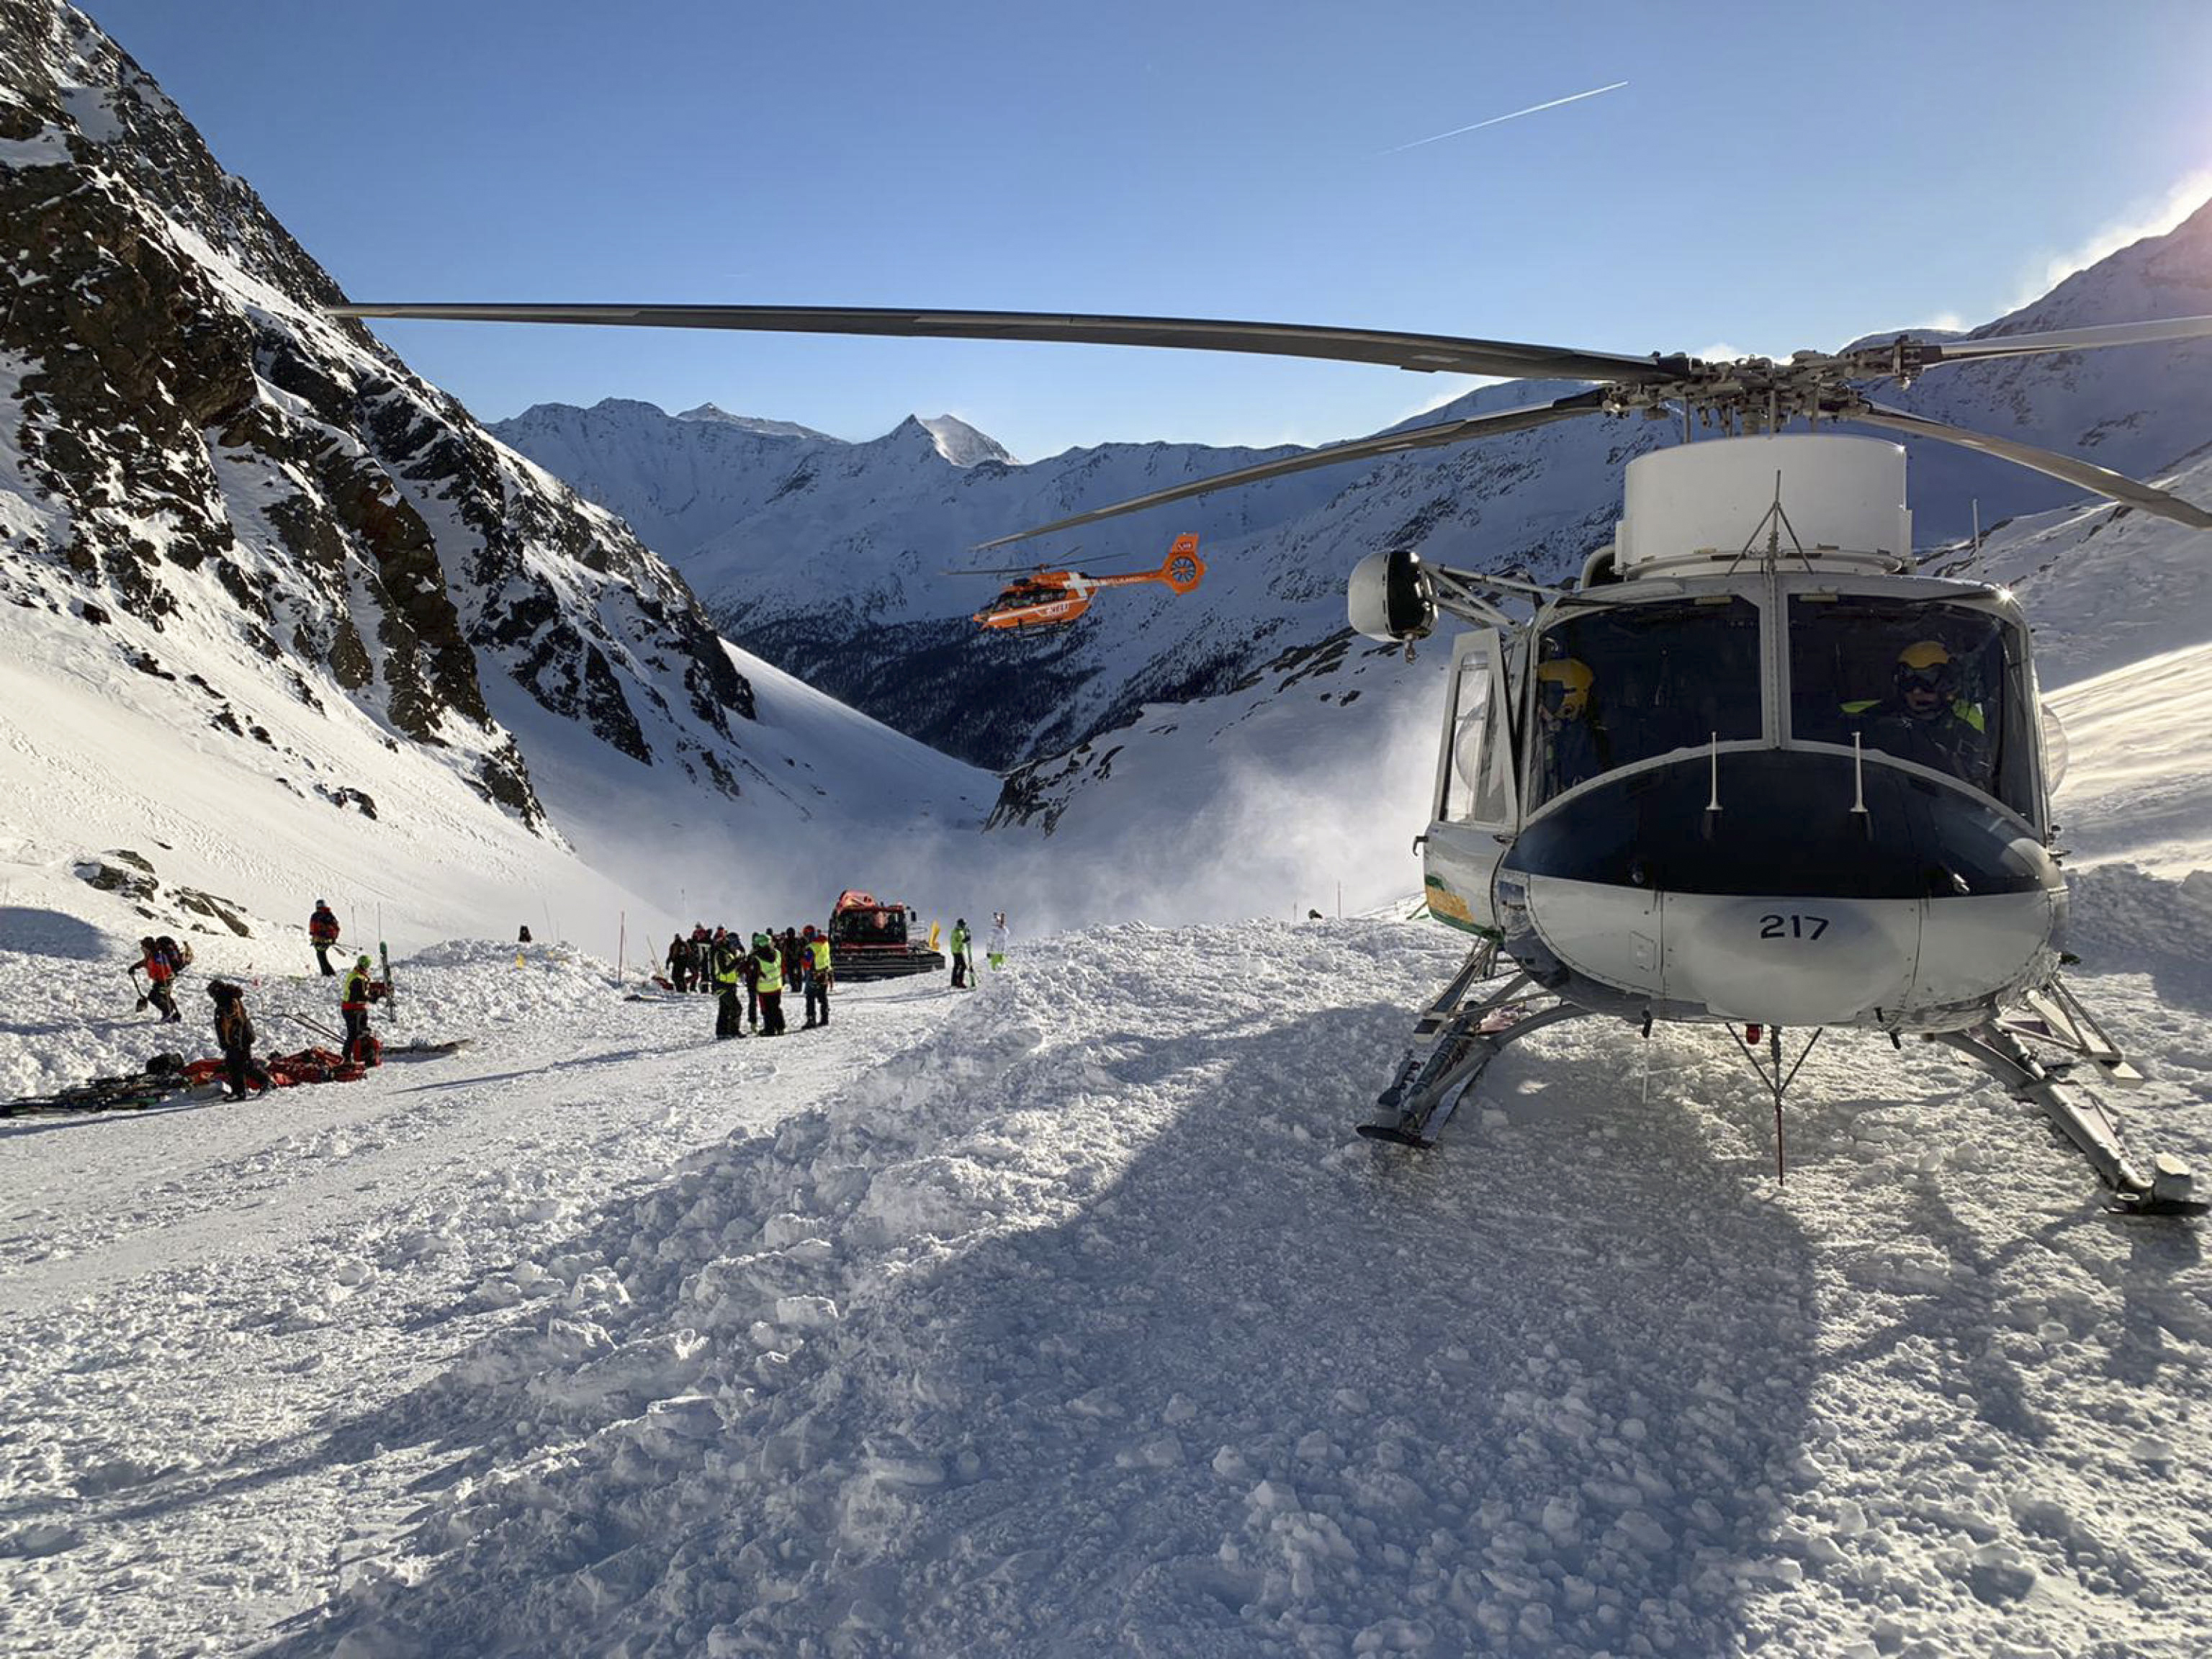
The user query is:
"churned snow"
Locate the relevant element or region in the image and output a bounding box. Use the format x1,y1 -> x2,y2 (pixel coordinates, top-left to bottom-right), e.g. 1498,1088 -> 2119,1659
5,908 -> 2211,1658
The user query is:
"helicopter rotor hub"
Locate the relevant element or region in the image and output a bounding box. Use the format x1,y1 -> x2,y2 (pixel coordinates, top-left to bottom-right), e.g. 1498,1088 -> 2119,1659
1602,351 -> 1883,431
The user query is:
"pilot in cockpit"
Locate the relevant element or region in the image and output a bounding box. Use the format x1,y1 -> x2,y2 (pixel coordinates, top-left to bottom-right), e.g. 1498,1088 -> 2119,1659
1843,639 -> 1992,789
1536,656 -> 1606,796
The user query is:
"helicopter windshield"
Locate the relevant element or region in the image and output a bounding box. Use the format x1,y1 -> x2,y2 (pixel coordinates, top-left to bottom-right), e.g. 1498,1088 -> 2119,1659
1529,595 -> 1763,806
1789,596 -> 2033,817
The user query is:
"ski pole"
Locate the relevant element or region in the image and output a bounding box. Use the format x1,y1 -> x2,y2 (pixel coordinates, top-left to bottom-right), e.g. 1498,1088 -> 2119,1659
268,1007 -> 347,1045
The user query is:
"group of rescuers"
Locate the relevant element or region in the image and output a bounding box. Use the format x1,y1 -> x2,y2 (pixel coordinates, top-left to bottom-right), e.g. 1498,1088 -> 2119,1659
125,898 -> 385,1100
665,925 -> 832,1040
665,911 -> 1011,1040
131,896 -> 1019,1095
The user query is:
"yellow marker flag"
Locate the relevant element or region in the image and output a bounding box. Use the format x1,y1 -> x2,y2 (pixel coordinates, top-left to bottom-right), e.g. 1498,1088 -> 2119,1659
928,922 -> 941,951
515,950 -> 526,968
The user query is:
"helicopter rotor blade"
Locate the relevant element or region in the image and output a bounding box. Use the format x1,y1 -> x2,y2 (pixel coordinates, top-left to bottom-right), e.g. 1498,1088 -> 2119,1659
971,387 -> 1612,550
943,546 -> 1082,577
1853,401 -> 2212,530
1919,313 -> 2212,367
328,302 -> 1681,385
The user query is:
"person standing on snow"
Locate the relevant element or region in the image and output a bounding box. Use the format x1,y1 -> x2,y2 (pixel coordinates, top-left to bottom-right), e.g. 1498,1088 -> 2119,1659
741,931 -> 763,1030
340,953 -> 380,1065
130,935 -> 184,1023
308,900 -> 341,976
801,925 -> 832,1028
711,932 -> 746,1039
207,980 -> 270,1100
666,932 -> 691,994
988,912 -> 1009,972
752,932 -> 787,1035
949,919 -> 973,989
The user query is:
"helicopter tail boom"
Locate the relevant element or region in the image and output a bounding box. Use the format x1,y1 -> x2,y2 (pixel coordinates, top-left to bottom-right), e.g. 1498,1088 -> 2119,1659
1085,533 -> 1206,593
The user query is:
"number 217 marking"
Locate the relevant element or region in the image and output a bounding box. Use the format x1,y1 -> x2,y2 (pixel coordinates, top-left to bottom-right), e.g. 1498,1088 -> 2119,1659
1759,913 -> 1829,940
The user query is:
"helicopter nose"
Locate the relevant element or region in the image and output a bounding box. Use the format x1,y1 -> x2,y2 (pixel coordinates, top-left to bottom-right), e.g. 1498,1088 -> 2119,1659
1677,897 -> 1912,1025
1504,750 -> 2062,1026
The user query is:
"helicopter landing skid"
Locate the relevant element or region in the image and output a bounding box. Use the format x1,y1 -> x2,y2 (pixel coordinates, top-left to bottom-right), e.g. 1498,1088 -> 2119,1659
1933,1001 -> 2203,1216
1359,953 -> 1590,1148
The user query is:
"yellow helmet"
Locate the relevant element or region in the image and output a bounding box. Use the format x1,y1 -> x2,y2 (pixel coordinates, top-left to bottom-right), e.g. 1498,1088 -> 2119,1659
1537,657 -> 1593,719
1894,639 -> 1954,693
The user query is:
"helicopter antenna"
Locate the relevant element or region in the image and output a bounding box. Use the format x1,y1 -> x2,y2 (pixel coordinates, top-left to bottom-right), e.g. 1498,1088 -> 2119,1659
1727,470 -> 1812,576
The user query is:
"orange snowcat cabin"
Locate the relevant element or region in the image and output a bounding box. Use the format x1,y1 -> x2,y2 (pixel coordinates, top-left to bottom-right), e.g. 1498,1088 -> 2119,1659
827,889 -> 948,981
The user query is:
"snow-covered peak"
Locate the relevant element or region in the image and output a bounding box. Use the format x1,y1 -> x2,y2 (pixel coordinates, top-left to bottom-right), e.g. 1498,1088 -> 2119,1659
1982,193 -> 2212,336
677,404 -> 839,443
917,413 -> 1013,467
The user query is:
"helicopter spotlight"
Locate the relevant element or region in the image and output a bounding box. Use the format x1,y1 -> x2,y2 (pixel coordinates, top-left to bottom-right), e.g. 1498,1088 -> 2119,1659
966,533 -> 1203,631
325,296 -> 2212,1214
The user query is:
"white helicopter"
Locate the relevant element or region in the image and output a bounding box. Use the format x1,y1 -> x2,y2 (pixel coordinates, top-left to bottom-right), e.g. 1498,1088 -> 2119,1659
330,300 -> 2212,1213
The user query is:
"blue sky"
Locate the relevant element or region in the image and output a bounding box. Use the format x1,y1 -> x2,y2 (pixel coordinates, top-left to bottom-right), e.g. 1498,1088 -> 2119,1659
84,0 -> 2212,461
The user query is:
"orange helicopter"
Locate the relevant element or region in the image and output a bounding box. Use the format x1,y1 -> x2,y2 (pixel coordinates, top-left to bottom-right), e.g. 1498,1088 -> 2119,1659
970,533 -> 1204,631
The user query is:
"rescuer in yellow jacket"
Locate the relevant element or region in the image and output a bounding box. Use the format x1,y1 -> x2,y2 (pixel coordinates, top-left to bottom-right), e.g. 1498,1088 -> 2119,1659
711,932 -> 747,1040
752,932 -> 787,1036
801,925 -> 832,1028
340,954 -> 381,1065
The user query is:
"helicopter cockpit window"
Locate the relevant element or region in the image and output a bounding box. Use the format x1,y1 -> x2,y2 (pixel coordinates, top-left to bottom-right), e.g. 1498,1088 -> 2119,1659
1528,596 -> 1763,806
1788,596 -> 2033,817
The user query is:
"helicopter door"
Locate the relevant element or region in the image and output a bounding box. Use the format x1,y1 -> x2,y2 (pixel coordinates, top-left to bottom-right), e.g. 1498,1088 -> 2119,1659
1424,630 -> 1520,935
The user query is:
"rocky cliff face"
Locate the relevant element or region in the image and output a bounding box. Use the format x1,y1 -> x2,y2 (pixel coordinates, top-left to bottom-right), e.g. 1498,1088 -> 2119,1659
0,0 -> 760,836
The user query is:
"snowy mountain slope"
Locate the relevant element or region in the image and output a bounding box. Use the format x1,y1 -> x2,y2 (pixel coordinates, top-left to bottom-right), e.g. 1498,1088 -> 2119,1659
11,907 -> 2203,1659
2044,641 -> 2212,881
986,631 -> 1449,922
0,590 -> 992,1026
492,208 -> 2212,787
1933,447 -> 2212,884
1877,197 -> 2212,523
495,382 -> 1651,773
1939,445 -> 2212,687
485,397 -> 855,565
0,1 -> 990,942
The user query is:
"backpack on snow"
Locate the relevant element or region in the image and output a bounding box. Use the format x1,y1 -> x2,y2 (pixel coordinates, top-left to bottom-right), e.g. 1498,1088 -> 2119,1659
154,935 -> 192,974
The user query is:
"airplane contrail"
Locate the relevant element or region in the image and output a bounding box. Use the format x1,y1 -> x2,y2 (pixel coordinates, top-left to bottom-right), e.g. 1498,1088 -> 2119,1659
1382,80 -> 1629,156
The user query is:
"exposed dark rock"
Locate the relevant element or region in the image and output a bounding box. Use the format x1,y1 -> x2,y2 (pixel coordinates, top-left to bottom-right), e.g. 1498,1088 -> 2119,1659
171,886 -> 253,936
73,854 -> 158,900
